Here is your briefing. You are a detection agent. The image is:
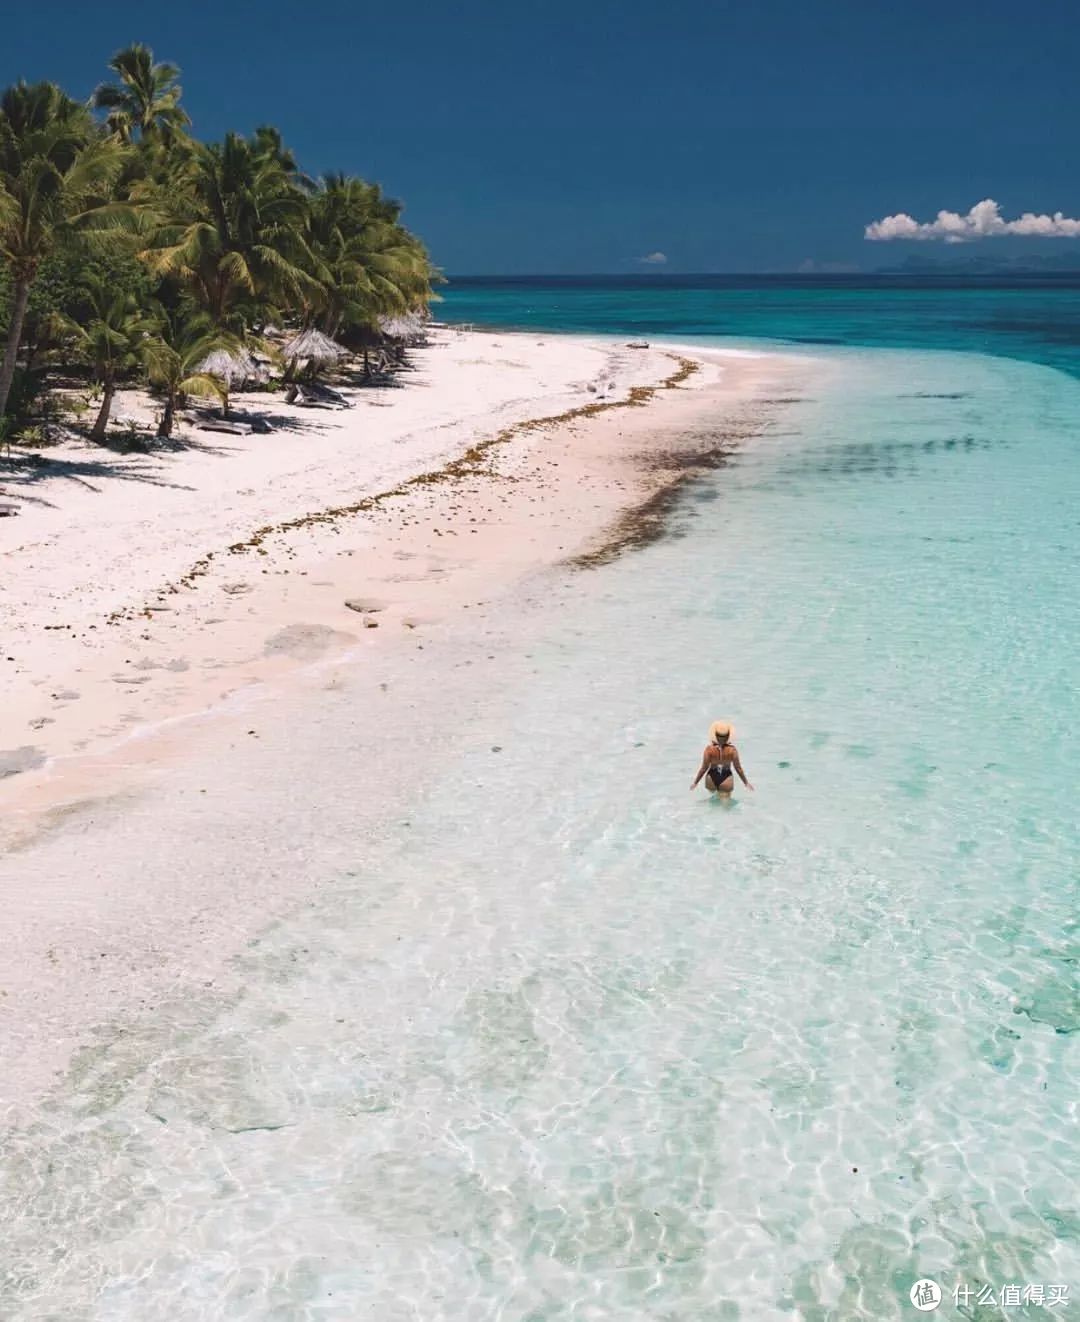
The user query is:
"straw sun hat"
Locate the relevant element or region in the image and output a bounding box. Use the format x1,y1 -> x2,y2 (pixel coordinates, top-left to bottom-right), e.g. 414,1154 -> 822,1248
708,719 -> 736,744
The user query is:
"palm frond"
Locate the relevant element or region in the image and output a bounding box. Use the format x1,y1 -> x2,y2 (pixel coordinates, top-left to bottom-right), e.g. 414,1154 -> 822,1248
176,371 -> 226,401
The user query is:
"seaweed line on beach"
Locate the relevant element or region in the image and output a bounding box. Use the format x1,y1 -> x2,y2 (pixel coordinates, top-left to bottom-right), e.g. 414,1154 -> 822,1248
108,354 -> 701,623
566,402 -> 781,570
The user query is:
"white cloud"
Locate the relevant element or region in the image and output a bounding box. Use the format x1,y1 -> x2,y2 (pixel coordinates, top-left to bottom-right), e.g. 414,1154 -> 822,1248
639,251 -> 668,265
865,198 -> 1080,242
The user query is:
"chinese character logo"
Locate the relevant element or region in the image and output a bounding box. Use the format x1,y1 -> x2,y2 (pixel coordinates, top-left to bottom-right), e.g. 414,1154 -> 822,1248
910,1278 -> 942,1312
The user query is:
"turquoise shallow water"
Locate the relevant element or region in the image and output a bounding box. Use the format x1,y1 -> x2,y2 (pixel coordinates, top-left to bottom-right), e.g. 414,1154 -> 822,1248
2,322 -> 1079,1316
441,274 -> 1080,380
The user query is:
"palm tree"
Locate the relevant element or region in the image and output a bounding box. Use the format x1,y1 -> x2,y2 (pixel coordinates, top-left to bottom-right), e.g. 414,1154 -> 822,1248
61,278 -> 158,440
0,81 -> 126,418
141,303 -> 234,437
307,174 -> 435,343
135,131 -> 320,330
92,45 -> 190,145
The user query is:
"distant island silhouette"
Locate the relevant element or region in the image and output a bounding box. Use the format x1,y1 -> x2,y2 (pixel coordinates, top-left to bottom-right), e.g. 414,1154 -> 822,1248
875,252 -> 1080,276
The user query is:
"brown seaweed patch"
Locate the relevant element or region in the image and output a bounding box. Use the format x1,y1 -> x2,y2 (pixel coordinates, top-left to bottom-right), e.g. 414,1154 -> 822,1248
569,477 -> 701,569
568,392 -> 795,569
641,441 -> 739,475
567,441 -> 742,569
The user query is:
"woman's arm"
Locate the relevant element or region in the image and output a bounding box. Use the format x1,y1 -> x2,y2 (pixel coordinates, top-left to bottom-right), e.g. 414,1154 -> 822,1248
691,749 -> 711,789
733,749 -> 755,790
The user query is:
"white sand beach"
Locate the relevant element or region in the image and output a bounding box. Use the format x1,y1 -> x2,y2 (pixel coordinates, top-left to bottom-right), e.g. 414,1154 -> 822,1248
0,328 -> 805,1110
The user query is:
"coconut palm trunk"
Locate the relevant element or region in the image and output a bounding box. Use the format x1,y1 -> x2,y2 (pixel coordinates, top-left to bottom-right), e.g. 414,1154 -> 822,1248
158,393 -> 175,438
0,277 -> 32,419
90,380 -> 115,441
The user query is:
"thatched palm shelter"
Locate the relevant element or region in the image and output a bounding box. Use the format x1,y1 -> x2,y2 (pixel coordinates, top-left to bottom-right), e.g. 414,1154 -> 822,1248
374,312 -> 430,374
279,329 -> 348,403
194,347 -> 258,415
341,322 -> 385,378
378,312 -> 429,345
336,319 -> 423,379
282,328 -> 348,370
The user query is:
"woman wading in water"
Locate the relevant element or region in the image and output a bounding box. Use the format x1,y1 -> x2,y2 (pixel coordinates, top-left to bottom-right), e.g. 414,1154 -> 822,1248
691,720 -> 754,797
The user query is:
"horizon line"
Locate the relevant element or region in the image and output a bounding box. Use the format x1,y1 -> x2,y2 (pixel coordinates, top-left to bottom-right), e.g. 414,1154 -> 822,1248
442,268 -> 1080,280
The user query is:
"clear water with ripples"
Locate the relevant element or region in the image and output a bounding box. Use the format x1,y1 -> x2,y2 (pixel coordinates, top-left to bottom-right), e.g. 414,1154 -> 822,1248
2,344 -> 1078,1319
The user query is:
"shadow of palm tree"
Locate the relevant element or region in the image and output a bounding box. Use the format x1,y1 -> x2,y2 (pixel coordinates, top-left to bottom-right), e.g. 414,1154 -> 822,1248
88,431 -> 238,459
232,410 -> 334,433
1,453 -> 198,495
185,405 -> 332,435
136,432 -> 236,456
0,484 -> 57,509
334,369 -> 407,391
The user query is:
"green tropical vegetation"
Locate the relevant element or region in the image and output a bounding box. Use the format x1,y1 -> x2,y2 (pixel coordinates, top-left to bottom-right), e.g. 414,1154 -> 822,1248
0,45 -> 438,442
92,44 -> 190,146
58,277 -> 158,439
140,305 -> 233,439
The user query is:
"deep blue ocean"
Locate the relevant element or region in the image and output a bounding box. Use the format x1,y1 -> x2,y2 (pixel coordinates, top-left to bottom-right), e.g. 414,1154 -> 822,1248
440,273 -> 1080,378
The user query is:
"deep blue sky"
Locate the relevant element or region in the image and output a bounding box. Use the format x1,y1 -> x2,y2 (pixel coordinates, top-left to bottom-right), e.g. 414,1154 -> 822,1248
5,1 -> 1080,274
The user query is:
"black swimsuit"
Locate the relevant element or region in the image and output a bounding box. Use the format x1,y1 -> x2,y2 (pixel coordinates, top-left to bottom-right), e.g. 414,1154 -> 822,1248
707,760 -> 734,790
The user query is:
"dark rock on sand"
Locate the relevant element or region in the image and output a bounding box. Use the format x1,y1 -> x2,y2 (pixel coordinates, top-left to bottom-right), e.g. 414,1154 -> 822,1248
263,623 -> 355,660
0,746 -> 46,778
133,656 -> 191,673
